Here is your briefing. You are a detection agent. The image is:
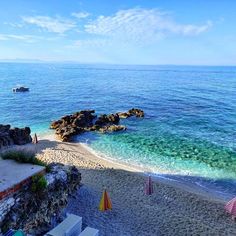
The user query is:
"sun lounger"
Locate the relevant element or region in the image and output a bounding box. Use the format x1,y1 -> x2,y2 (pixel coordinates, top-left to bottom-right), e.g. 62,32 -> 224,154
45,214 -> 82,236
79,227 -> 99,236
13,231 -> 25,236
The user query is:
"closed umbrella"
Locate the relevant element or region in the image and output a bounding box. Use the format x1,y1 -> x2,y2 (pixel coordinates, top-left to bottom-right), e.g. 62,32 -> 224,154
32,133 -> 39,153
99,189 -> 112,211
34,133 -> 39,144
225,197 -> 236,219
32,133 -> 38,144
145,175 -> 154,195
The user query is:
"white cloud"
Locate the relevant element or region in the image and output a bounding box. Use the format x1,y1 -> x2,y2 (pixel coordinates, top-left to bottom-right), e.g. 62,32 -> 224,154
0,34 -> 38,42
72,38 -> 111,49
72,11 -> 90,19
0,34 -> 56,43
172,20 -> 212,35
22,16 -> 76,33
4,22 -> 24,28
84,8 -> 212,44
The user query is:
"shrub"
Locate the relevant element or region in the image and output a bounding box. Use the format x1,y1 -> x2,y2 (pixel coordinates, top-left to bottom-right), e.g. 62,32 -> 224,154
1,150 -> 47,167
31,174 -> 47,193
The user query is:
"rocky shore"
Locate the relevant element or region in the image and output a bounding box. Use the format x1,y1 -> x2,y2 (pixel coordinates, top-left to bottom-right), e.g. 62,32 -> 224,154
0,163 -> 81,235
50,108 -> 144,141
0,125 -> 32,149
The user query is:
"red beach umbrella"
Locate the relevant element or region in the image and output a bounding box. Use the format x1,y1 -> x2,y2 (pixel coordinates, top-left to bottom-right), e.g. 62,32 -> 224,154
225,197 -> 236,219
145,175 -> 154,195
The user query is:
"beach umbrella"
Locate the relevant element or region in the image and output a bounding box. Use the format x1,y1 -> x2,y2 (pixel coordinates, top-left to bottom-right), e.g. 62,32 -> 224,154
225,197 -> 236,219
145,175 -> 154,195
99,189 -> 112,211
32,133 -> 38,144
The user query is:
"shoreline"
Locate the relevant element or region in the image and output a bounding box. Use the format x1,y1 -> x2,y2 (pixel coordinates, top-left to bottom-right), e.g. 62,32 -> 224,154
34,133 -> 236,235
18,132 -> 236,235
38,133 -> 233,203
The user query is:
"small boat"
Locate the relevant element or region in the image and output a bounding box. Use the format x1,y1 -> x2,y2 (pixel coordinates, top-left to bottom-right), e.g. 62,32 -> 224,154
12,86 -> 29,92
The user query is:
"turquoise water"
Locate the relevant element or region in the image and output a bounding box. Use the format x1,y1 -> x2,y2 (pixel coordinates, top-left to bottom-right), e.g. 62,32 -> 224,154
0,63 -> 236,194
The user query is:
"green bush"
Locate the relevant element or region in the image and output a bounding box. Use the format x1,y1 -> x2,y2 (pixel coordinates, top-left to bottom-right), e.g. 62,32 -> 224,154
1,150 -> 47,167
31,174 -> 47,193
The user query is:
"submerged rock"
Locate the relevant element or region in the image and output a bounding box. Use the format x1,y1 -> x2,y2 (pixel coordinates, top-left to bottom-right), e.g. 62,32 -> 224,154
116,112 -> 130,119
98,125 -> 126,133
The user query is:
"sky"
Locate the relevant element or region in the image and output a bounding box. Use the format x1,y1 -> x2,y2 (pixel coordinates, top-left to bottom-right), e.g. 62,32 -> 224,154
0,0 -> 235,65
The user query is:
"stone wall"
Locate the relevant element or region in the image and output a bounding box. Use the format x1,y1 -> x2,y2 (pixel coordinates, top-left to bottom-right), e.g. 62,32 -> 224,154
0,163 -> 81,235
0,197 -> 15,223
0,168 -> 46,226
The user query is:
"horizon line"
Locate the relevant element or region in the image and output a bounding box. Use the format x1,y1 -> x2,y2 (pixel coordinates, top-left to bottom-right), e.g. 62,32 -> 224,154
0,59 -> 236,67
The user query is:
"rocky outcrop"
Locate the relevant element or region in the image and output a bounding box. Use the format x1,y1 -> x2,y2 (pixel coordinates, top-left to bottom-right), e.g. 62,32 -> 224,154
0,125 -> 13,147
0,125 -> 32,149
0,163 -> 81,236
98,125 -> 127,133
12,87 -> 29,92
50,108 -> 144,141
50,110 -> 96,130
9,127 -> 32,145
116,108 -> 144,119
50,110 -> 96,142
95,113 -> 120,126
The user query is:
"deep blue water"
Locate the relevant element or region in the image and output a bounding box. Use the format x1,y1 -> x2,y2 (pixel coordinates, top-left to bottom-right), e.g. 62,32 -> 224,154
0,63 -> 236,195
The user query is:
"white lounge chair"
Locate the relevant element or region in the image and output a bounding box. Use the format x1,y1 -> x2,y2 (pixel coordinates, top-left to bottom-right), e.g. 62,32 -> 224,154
45,214 -> 82,236
79,227 -> 99,236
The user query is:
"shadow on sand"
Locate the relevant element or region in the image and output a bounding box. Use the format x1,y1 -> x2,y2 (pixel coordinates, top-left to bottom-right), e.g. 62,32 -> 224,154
3,137 -> 236,235
62,166 -> 236,236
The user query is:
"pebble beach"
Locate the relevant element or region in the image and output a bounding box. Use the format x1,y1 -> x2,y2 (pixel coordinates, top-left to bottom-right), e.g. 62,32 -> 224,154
33,134 -> 236,236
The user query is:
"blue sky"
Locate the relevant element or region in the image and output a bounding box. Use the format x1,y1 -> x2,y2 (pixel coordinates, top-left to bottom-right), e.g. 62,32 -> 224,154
0,0 -> 235,65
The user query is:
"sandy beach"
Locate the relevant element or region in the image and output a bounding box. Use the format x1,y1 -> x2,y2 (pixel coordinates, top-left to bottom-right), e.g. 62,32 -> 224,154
30,134 -> 236,236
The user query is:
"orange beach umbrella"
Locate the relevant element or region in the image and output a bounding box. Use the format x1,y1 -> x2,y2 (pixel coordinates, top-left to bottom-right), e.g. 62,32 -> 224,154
99,189 -> 112,211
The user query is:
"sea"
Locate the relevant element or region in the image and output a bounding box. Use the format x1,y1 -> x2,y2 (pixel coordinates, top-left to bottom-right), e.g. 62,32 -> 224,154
0,63 -> 236,197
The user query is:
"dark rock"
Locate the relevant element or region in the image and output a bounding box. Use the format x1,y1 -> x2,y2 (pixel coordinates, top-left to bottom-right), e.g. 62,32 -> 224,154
128,108 -> 144,117
50,120 -> 62,129
9,127 -> 32,145
116,112 -> 131,119
51,110 -> 96,141
0,125 -> 32,148
98,125 -> 126,133
12,87 -> 29,92
95,113 -> 120,126
117,108 -> 144,118
50,108 -> 144,142
0,124 -> 11,133
107,113 -> 120,124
